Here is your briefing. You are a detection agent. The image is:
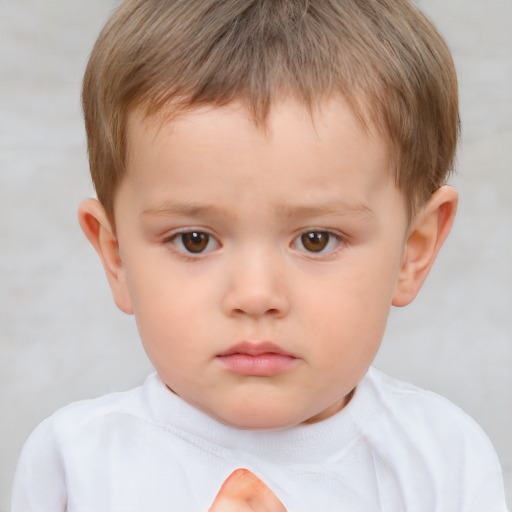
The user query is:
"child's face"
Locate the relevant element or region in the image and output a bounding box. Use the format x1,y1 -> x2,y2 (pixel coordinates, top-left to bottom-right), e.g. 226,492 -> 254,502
113,98 -> 410,429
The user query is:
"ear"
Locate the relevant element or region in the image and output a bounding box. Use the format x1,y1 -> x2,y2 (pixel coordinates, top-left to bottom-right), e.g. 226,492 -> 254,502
392,185 -> 458,307
78,198 -> 133,314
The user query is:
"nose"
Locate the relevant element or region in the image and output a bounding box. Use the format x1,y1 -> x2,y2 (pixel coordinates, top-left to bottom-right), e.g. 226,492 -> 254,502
221,248 -> 290,319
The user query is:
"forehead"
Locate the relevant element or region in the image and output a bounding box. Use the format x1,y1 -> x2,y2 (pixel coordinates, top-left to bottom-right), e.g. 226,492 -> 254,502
125,96 -> 391,178
120,103 -> 403,240
121,98 -> 398,214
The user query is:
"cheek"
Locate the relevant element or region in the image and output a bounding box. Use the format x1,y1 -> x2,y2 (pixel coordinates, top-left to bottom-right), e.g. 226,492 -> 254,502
124,248 -> 213,312
132,291 -> 207,387
304,260 -> 395,318
133,289 -> 204,344
298,255 -> 398,350
123,263 -> 199,344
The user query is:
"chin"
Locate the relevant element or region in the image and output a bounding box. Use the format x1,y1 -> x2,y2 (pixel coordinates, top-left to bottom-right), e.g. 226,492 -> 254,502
212,404 -> 308,431
221,416 -> 298,431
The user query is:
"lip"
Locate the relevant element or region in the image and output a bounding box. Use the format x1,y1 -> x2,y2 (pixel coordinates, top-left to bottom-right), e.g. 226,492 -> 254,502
217,341 -> 296,358
216,342 -> 299,376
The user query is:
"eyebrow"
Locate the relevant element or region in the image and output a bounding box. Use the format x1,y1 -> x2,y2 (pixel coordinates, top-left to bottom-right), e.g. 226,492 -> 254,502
142,199 -> 374,220
142,200 -> 235,219
275,201 -> 375,220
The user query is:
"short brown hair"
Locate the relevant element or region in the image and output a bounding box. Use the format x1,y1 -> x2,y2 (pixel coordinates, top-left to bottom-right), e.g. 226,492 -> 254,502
82,0 -> 459,220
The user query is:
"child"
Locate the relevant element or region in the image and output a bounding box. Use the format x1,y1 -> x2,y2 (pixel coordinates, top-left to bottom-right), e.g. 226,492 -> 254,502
12,0 -> 508,510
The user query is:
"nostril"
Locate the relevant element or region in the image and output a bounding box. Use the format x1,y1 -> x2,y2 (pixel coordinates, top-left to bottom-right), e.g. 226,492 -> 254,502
231,306 -> 283,318
221,274 -> 290,318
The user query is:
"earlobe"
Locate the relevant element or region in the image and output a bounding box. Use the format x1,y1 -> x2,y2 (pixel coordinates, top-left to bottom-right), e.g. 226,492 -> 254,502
78,198 -> 134,314
392,186 -> 458,307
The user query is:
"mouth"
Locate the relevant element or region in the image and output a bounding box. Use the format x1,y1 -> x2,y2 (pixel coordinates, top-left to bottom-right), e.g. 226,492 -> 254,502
216,342 -> 300,377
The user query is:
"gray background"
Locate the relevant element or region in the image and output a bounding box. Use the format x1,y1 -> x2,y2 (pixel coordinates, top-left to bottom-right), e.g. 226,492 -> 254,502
0,1 -> 510,510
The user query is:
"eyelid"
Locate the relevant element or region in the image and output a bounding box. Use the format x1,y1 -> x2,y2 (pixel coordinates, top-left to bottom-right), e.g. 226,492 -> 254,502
291,228 -> 345,255
163,227 -> 221,256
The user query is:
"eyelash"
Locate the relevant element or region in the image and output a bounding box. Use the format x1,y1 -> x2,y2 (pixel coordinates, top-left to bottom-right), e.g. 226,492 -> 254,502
292,230 -> 344,255
164,229 -> 344,257
165,229 -> 220,257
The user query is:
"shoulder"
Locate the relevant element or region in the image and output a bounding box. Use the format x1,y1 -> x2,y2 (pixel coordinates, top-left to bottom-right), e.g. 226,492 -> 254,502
358,367 -> 499,458
12,375 -> 159,509
12,374 -> 169,511
353,367 -> 507,509
360,367 -> 493,448
17,374 -> 161,459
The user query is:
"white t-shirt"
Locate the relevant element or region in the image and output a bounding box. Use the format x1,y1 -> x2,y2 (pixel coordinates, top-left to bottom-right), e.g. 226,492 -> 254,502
12,367 -> 508,512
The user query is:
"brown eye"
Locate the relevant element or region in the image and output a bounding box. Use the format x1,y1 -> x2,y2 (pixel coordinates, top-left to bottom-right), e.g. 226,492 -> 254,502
300,231 -> 330,252
171,230 -> 220,256
181,232 -> 210,253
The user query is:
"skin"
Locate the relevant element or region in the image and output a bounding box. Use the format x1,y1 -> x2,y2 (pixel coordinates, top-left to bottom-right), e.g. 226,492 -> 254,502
79,97 -> 457,434
208,469 -> 287,512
